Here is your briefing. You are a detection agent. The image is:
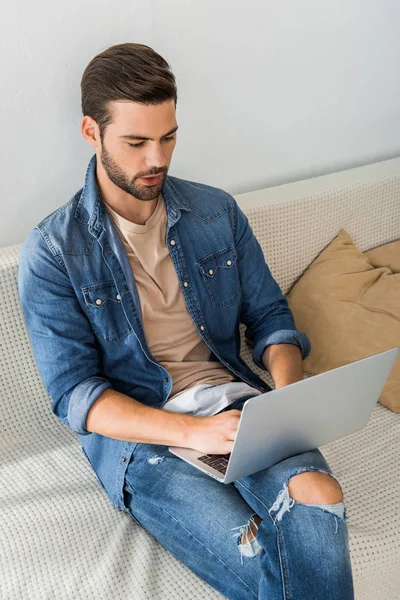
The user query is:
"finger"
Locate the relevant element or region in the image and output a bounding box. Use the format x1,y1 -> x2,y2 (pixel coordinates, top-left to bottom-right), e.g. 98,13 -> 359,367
227,424 -> 240,439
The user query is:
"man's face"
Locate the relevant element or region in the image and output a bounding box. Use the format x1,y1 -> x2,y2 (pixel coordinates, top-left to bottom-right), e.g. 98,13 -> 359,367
98,100 -> 177,201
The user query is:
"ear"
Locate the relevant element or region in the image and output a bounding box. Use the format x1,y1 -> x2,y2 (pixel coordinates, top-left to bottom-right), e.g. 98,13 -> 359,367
81,115 -> 101,149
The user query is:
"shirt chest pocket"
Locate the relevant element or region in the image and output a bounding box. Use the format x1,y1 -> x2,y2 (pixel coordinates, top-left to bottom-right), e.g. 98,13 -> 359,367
81,281 -> 132,342
197,247 -> 240,308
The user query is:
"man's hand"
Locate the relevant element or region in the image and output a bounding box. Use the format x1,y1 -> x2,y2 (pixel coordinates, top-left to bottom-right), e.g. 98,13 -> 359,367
185,410 -> 242,454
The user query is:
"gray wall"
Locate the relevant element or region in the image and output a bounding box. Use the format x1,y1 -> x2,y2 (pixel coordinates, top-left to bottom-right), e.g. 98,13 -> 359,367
1,0 -> 400,247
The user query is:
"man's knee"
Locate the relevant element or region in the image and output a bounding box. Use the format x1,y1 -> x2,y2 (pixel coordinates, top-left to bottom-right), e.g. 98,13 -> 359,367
240,514 -> 262,545
288,471 -> 343,505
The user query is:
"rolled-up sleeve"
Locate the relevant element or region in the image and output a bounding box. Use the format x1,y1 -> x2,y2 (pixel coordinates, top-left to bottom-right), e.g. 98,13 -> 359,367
18,228 -> 112,435
67,376 -> 112,434
252,329 -> 311,370
232,198 -> 311,371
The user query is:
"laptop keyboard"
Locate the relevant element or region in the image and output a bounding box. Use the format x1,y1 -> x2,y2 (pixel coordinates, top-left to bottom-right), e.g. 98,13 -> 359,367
198,453 -> 231,475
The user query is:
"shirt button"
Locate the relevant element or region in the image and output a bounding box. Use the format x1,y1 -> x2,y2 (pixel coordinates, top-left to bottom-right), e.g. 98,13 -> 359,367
116,294 -> 121,301
170,239 -> 176,246
183,281 -> 188,288
226,260 -> 232,266
208,269 -> 214,275
165,376 -> 169,383
95,299 -> 102,305
200,325 -> 205,331
122,457 -> 127,463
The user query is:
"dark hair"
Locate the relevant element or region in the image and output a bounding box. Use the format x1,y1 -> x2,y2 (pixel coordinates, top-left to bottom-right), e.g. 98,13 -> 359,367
81,43 -> 177,139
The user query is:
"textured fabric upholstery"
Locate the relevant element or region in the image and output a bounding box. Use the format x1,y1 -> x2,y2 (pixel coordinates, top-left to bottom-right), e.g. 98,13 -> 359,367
1,156 -> 400,599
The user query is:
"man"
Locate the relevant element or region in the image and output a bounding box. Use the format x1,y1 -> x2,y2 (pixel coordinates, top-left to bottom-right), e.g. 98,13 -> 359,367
18,43 -> 354,599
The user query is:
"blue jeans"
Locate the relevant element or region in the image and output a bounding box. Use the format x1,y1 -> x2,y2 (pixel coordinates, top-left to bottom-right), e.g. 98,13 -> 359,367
123,397 -> 354,599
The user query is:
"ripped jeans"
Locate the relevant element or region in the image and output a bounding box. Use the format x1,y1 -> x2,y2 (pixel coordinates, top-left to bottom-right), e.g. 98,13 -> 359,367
123,397 -> 354,600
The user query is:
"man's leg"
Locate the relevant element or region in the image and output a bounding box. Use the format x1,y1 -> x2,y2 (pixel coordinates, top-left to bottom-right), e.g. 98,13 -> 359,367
234,449 -> 354,599
124,441 -> 353,599
124,394 -> 354,599
123,441 -> 264,599
244,471 -> 343,542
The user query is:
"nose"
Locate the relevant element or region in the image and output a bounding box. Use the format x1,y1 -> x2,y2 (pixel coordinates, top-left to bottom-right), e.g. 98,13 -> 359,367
144,142 -> 167,171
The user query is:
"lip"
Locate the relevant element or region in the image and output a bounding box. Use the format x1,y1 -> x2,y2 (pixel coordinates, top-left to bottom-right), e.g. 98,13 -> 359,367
140,174 -> 163,185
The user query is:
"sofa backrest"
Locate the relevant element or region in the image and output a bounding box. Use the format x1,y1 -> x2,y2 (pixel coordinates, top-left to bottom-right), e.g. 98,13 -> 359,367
1,156 -> 399,433
236,156 -> 400,294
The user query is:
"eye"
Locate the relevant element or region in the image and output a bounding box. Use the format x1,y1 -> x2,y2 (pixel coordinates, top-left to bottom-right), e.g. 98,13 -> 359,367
127,135 -> 175,148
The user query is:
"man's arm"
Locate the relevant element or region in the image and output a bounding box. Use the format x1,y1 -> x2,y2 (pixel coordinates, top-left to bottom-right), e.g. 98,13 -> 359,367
85,388 -> 241,453
85,345 -> 304,447
17,229 -> 191,445
262,343 -> 304,389
231,197 -> 311,370
85,388 -> 194,445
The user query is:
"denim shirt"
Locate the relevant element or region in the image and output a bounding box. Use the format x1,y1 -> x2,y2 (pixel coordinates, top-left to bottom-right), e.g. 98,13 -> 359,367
18,154 -> 311,513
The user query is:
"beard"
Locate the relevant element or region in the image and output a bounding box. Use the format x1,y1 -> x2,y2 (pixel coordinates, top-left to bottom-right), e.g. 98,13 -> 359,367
100,141 -> 168,201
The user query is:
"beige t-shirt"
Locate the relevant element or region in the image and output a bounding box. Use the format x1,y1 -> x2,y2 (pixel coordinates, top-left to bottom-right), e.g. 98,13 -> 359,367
104,196 -> 237,400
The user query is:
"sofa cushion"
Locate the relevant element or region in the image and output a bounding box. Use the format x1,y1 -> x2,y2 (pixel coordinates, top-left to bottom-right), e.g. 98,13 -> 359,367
287,229 -> 400,412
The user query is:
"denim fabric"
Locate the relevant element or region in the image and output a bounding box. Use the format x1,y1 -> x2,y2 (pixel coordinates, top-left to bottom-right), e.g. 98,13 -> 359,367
124,398 -> 354,599
18,154 -> 311,513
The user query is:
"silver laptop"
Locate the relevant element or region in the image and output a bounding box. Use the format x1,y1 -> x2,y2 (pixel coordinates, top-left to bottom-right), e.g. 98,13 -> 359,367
168,348 -> 399,484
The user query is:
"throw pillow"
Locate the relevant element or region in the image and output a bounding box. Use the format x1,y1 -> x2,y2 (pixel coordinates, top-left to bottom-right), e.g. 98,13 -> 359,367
365,239 -> 400,273
286,229 -> 400,412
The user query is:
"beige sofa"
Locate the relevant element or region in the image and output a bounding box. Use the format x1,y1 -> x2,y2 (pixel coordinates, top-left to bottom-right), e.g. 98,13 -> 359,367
1,156 -> 399,599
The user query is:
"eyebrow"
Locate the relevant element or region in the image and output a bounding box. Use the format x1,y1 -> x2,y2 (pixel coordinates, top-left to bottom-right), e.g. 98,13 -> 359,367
119,126 -> 179,141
